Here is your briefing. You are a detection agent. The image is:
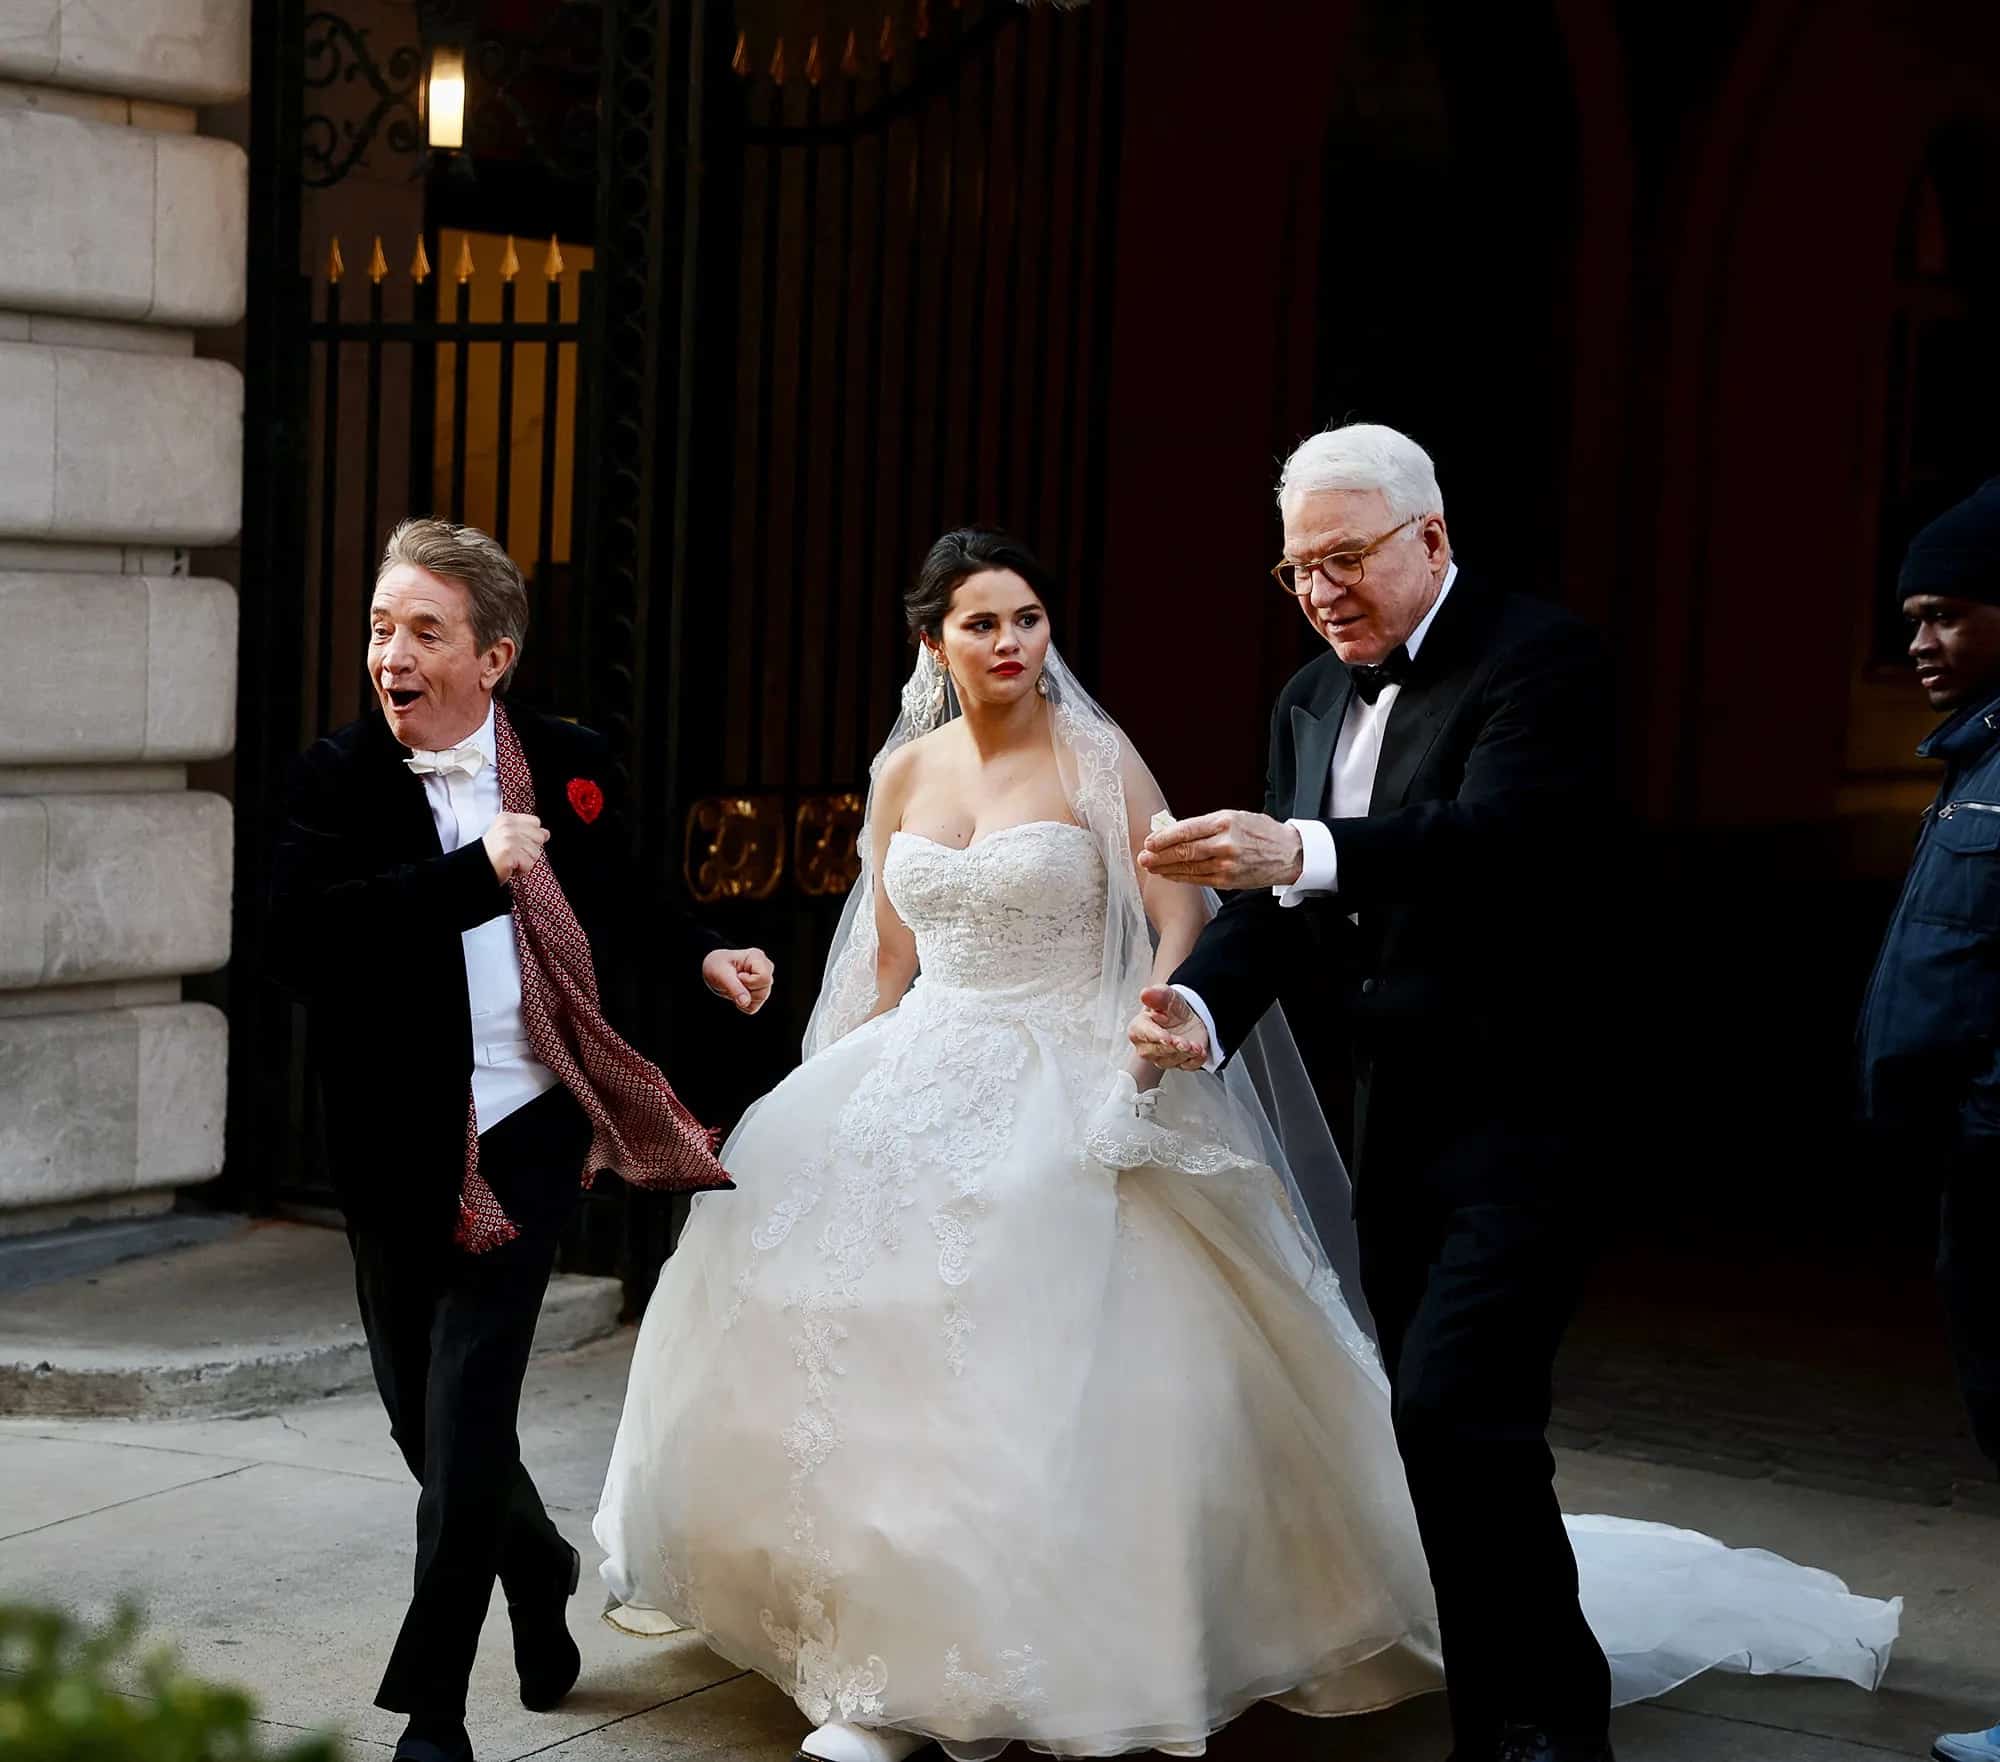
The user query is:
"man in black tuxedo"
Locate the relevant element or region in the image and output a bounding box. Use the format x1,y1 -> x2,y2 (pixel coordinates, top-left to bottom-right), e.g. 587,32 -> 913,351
1131,424 -> 1616,1762
269,519 -> 773,1762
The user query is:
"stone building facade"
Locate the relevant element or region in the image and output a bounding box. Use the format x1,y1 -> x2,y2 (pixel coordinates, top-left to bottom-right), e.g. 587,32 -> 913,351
0,1 -> 249,1231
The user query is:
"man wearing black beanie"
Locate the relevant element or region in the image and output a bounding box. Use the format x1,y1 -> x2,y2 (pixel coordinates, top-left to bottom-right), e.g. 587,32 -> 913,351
1858,475 -> 2000,1762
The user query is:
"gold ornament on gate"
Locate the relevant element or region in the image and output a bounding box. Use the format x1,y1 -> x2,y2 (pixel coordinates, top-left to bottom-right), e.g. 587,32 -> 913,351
797,794 -> 866,896
684,797 -> 786,904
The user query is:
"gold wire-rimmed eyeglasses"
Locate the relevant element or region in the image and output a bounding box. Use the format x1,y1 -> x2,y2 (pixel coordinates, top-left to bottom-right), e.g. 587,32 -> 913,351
1270,515 -> 1420,596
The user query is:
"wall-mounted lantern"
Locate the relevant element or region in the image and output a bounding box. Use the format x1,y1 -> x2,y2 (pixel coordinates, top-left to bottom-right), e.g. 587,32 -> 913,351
426,44 -> 466,151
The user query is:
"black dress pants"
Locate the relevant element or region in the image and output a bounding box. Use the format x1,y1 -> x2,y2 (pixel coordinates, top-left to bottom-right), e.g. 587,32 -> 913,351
1941,1167 -> 2000,1472
1355,1106 -> 1610,1757
348,1085 -> 590,1722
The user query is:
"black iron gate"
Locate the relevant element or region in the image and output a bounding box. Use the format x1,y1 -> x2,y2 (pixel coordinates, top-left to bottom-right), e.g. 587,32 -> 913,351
658,0 -> 1127,1116
230,0 -> 1125,1293
300,235 -> 600,737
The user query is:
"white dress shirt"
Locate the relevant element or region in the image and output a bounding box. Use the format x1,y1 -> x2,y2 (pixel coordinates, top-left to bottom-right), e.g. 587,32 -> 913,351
410,701 -> 559,1134
1174,563 -> 1459,1069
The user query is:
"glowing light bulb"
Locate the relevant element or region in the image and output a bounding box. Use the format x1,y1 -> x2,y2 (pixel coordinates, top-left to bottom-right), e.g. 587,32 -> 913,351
428,46 -> 465,151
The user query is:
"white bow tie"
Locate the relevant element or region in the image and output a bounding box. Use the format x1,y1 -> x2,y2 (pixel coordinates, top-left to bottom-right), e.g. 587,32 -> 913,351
404,745 -> 487,779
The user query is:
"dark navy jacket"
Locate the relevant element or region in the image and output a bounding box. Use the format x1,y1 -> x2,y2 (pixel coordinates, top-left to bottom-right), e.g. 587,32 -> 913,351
1858,689 -> 2000,1147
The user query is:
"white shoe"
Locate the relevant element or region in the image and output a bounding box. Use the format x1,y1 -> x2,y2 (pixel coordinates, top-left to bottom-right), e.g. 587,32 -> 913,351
1935,1728 -> 2000,1762
599,1598 -> 684,1637
796,1722 -> 931,1762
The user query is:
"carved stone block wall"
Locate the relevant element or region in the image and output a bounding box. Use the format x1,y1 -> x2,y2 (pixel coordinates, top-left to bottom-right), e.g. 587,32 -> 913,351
0,0 -> 249,1224
0,1 -> 252,107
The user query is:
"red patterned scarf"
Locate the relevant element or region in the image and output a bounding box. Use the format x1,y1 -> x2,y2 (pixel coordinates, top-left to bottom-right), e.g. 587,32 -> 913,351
454,704 -> 732,1253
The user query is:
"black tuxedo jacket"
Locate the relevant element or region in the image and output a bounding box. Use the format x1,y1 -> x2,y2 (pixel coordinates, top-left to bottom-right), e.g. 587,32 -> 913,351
267,702 -> 721,1237
1171,572 -> 1617,1192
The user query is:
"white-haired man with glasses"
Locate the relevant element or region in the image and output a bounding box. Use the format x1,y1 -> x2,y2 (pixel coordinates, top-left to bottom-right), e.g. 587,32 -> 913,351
1133,422 -> 1619,1762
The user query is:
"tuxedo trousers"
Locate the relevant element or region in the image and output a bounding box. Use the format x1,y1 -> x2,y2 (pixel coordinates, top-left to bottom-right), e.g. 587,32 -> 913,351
348,1084 -> 589,1721
1354,1068 -> 1610,1754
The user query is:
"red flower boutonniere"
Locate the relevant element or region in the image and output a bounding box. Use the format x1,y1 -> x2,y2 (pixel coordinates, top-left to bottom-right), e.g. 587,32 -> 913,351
566,777 -> 605,825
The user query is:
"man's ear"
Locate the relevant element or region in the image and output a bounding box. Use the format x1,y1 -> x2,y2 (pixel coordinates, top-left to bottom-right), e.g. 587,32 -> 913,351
480,637 -> 518,692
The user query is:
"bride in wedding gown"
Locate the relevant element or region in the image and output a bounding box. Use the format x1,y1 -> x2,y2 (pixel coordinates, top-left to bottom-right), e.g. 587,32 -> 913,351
594,530 -> 1900,1762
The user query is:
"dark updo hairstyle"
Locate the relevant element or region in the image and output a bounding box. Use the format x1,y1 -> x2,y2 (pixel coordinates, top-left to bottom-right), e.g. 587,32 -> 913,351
905,526 -> 1059,643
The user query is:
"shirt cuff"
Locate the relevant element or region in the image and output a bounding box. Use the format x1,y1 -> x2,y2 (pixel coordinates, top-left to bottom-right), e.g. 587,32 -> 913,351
1169,984 -> 1225,1073
1273,817 -> 1337,908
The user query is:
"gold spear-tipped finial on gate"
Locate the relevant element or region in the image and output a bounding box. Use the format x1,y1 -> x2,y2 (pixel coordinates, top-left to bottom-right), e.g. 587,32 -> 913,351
878,15 -> 895,61
410,236 -> 432,284
367,235 -> 388,284
805,35 -> 822,85
326,235 -> 345,283
543,234 -> 565,281
499,235 -> 520,283
769,37 -> 786,84
454,235 -> 475,283
732,30 -> 750,76
841,29 -> 860,77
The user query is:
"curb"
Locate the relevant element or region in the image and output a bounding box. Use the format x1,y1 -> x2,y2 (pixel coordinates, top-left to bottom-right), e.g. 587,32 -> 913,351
0,1272 -> 623,1419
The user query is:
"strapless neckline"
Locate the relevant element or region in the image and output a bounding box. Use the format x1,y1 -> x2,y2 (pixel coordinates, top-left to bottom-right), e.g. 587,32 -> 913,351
889,819 -> 1092,856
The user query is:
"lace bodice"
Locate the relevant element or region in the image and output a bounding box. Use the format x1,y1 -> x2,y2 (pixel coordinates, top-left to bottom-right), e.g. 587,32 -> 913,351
884,820 -> 1106,1000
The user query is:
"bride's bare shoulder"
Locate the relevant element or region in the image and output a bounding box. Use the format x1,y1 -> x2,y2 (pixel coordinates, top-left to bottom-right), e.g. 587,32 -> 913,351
877,722 -> 958,796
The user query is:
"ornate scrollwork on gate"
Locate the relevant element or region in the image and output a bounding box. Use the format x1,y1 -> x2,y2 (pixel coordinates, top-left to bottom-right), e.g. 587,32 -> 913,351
302,4 -> 602,190
684,796 -> 786,903
795,793 -> 866,896
302,11 -> 423,188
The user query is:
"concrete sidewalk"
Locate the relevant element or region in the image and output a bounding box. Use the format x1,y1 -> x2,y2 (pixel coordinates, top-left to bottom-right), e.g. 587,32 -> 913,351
2,1328 -> 1994,1762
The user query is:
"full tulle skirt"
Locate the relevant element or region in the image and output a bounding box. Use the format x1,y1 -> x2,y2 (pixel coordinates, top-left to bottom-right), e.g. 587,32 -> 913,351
595,1004 -> 1441,1757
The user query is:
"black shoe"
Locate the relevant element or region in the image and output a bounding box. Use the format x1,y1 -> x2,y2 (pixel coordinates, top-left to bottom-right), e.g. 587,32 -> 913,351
511,1540 -> 583,1712
393,1722 -> 474,1762
1494,1727 -> 1615,1762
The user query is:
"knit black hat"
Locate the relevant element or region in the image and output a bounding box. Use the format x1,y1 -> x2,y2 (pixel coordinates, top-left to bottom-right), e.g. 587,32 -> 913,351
1900,475 -> 2000,605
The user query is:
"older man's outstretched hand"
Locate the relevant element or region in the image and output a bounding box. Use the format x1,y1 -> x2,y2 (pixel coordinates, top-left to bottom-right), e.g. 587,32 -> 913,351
1139,810 -> 1305,890
1128,985 -> 1210,1072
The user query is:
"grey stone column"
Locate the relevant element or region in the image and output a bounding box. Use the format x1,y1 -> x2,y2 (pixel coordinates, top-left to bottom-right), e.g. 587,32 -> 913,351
0,1 -> 249,1232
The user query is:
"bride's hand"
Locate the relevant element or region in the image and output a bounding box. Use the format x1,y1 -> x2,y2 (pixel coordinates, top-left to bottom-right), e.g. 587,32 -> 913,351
1127,985 -> 1210,1072
1124,1054 -> 1165,1097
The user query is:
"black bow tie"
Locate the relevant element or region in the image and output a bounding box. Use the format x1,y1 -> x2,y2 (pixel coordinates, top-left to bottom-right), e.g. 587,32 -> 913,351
1348,645 -> 1412,705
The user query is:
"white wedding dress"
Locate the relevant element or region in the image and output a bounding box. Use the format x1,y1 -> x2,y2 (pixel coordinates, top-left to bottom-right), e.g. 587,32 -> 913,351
595,818 -> 1899,1757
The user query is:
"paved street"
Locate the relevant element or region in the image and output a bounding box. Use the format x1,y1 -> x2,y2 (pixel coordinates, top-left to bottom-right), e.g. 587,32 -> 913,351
1553,1244 -> 1996,1516
3,1325 -> 1993,1760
